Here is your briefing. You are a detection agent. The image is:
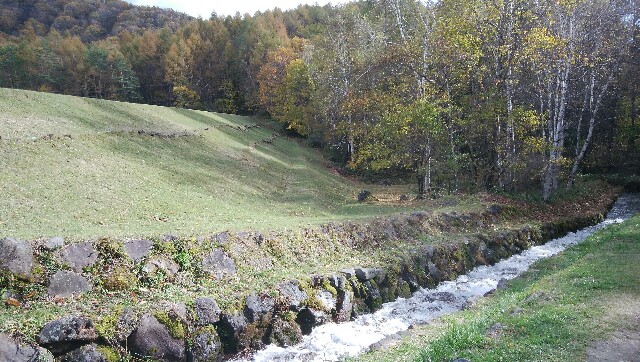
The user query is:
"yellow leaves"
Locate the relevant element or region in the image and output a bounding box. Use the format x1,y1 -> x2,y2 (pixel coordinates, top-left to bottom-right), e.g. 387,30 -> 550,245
172,85 -> 200,109
524,27 -> 564,62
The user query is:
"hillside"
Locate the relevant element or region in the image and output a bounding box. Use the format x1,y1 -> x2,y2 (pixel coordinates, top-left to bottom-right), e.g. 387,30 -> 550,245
0,88 -> 425,240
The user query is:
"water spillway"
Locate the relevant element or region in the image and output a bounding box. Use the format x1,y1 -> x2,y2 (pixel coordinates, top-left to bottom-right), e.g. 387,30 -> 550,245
243,194 -> 640,362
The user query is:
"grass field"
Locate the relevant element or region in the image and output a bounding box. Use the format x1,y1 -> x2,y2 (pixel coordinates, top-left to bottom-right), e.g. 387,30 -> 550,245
354,213 -> 640,362
0,88 -> 434,241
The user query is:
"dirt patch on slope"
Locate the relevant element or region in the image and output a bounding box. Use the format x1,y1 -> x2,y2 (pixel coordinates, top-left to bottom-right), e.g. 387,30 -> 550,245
587,296 -> 640,362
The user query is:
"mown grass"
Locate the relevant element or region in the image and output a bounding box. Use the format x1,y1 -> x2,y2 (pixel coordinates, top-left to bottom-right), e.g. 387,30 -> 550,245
0,88 -> 455,240
355,213 -> 640,362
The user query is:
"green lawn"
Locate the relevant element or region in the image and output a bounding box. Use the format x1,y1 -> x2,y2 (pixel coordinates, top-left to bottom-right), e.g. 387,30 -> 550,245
355,213 -> 640,362
0,88 -> 427,241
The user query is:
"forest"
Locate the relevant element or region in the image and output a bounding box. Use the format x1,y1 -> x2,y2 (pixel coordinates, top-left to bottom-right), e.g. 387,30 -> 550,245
1,0 -> 638,200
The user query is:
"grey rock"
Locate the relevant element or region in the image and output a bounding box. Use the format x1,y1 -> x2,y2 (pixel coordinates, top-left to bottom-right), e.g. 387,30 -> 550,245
60,242 -> 97,272
511,307 -> 524,316
112,308 -> 138,343
483,289 -> 496,297
162,234 -> 178,243
44,237 -> 65,251
339,268 -> 356,278
0,237 -> 34,279
0,333 -> 53,362
316,290 -> 336,311
355,267 -> 379,281
487,204 -> 502,215
363,281 -> 383,311
357,190 -> 372,202
215,232 -> 229,245
296,308 -> 329,335
189,329 -> 223,362
423,245 -> 435,258
201,249 -> 236,279
486,323 -> 505,339
351,298 -> 371,318
277,280 -> 307,311
123,239 -> 153,262
244,293 -> 275,323
374,269 -> 387,286
235,231 -> 250,239
47,271 -> 92,298
128,313 -> 186,362
2,289 -> 21,304
496,278 -> 509,290
165,302 -> 188,323
36,316 -> 98,355
60,344 -> 106,362
328,274 -> 348,291
267,318 -> 302,347
193,297 -> 221,326
427,262 -> 441,282
253,232 -> 264,245
217,313 -> 248,353
334,289 -> 353,323
451,359 -> 471,362
142,256 -> 180,278
401,267 -> 420,293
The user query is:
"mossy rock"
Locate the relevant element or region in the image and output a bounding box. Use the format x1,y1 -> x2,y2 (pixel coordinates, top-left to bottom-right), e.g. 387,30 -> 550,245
101,266 -> 137,291
154,311 -> 186,340
267,317 -> 302,347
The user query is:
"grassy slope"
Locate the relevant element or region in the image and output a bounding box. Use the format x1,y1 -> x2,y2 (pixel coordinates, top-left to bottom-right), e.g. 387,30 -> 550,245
0,88 -> 429,240
355,213 -> 640,362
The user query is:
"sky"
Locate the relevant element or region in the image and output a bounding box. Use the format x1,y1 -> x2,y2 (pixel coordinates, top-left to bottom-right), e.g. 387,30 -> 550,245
124,0 -> 349,18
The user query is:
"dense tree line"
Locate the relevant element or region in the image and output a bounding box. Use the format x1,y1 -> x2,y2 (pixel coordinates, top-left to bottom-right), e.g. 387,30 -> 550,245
0,0 -> 638,199
0,0 -> 192,40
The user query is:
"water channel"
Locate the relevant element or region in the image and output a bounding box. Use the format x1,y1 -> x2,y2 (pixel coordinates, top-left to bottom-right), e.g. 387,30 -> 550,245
243,193 -> 640,362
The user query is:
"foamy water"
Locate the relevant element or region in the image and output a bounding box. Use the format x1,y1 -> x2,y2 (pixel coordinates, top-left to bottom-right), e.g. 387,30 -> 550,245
242,194 -> 640,362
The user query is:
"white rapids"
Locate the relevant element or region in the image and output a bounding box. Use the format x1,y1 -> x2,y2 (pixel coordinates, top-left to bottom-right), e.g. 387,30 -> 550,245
242,193 -> 640,362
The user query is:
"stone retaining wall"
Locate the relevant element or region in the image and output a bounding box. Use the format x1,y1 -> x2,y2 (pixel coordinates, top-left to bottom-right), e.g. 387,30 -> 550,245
0,204 -> 612,361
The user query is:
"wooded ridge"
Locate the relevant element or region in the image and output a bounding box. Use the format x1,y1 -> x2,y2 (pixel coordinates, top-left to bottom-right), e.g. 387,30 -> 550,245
1,0 -> 638,199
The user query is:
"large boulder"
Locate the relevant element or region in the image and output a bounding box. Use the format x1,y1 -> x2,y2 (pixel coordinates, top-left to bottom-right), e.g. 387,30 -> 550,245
193,297 -> 221,326
201,249 -> 236,279
60,344 -> 107,362
60,242 -> 98,272
363,281 -> 383,311
128,313 -> 186,362
43,237 -> 65,251
315,289 -> 337,311
110,308 -> 139,344
295,308 -> 330,335
267,318 -> 302,347
277,280 -> 307,311
47,271 -> 92,298
188,328 -> 223,362
334,289 -> 353,323
142,256 -> 180,279
36,316 -> 98,355
0,237 -> 34,279
123,239 -> 153,262
244,293 -> 275,323
354,267 -> 381,281
217,313 -> 248,353
0,333 -> 53,361
328,274 -> 353,322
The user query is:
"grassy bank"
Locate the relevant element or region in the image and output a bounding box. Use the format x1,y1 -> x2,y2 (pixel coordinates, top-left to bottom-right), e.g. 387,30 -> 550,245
356,213 -> 640,362
0,88 -> 434,240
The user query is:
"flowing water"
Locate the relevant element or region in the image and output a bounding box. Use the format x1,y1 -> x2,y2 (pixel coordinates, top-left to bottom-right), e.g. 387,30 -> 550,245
244,194 -> 640,362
